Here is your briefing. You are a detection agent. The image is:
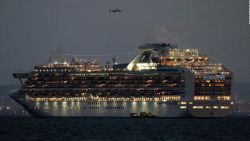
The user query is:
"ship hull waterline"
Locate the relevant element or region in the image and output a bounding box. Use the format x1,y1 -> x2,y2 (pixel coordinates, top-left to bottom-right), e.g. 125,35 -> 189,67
11,93 -> 233,118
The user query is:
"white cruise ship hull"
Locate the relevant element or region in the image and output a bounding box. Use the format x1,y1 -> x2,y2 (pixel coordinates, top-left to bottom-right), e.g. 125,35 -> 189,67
11,93 -> 189,117
189,101 -> 234,118
11,93 -> 235,117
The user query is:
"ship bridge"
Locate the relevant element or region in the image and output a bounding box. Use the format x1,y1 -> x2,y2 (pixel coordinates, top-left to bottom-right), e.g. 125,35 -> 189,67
127,43 -> 177,71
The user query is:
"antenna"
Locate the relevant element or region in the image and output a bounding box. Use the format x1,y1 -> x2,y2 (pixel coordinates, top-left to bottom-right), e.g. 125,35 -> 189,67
49,47 -> 66,64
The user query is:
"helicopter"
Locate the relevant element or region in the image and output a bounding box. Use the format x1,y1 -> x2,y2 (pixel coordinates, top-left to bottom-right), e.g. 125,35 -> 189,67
109,9 -> 122,13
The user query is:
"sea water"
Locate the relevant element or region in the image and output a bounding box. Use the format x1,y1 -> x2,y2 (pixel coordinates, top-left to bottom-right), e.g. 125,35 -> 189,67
0,117 -> 249,141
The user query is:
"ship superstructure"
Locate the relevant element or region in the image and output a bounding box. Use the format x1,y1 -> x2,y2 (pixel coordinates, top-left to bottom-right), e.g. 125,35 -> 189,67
11,43 -> 234,117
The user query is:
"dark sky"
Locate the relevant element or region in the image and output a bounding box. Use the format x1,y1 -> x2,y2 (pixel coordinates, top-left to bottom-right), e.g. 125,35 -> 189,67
0,0 -> 249,85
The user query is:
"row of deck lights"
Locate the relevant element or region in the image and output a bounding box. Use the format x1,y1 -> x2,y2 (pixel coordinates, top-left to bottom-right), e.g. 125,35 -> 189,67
30,96 -> 181,102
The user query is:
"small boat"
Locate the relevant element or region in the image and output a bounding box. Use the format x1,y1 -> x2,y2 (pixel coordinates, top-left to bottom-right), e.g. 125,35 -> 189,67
130,112 -> 157,118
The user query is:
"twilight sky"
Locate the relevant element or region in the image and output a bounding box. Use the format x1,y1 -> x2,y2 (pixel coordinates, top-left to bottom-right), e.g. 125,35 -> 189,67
0,0 -> 249,85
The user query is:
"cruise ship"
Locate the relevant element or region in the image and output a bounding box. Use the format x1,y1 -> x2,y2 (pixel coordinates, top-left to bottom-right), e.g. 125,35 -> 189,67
11,43 -> 234,117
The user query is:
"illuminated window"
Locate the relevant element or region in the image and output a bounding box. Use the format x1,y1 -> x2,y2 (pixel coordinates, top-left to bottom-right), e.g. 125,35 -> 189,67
193,106 -> 203,109
220,106 -> 229,109
205,106 -> 211,109
180,106 -> 186,109
194,96 -> 211,100
217,96 -> 230,100
213,106 -> 219,109
180,102 -> 186,105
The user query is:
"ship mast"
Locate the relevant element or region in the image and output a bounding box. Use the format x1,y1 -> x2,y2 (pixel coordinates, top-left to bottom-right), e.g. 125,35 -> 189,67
49,47 -> 66,64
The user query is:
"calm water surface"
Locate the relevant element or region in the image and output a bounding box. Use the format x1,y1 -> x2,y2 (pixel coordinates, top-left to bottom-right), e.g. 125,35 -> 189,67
0,117 -> 249,141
